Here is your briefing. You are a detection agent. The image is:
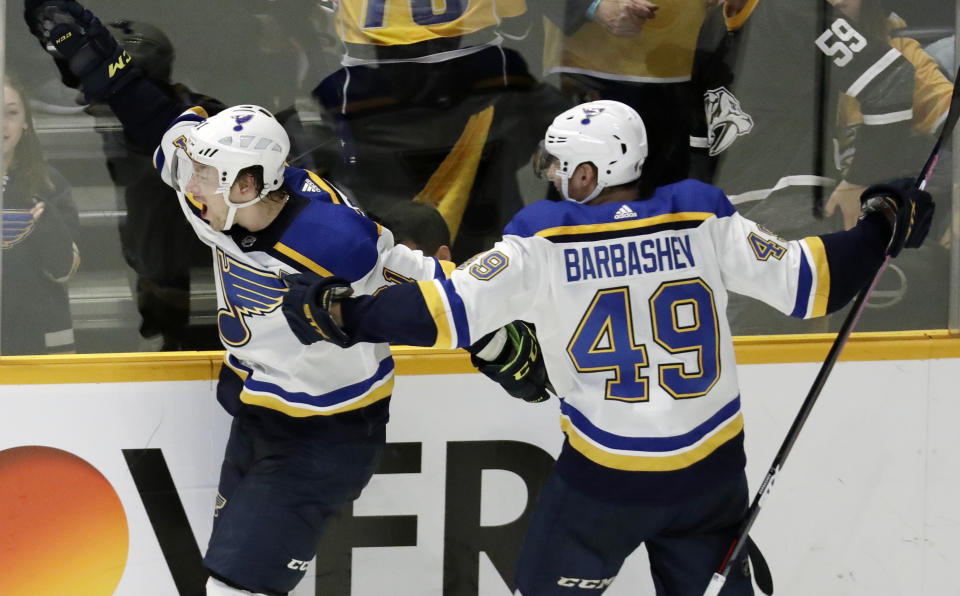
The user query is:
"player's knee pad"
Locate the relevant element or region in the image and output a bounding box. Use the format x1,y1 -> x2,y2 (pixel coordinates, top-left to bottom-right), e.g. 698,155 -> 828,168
205,576 -> 270,596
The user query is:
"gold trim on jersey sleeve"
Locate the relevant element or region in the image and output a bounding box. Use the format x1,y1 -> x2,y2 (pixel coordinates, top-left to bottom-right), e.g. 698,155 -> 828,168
418,280 -> 454,349
804,236 -> 831,317
439,260 -> 457,278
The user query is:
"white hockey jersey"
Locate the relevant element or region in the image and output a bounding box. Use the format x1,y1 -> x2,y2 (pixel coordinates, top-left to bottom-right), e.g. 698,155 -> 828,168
153,108 -> 448,418
339,179 -> 862,499
424,180 -> 827,467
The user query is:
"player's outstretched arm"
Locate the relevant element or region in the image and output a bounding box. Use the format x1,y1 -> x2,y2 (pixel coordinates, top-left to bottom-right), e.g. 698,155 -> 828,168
281,274 -> 554,401
281,273 -> 443,348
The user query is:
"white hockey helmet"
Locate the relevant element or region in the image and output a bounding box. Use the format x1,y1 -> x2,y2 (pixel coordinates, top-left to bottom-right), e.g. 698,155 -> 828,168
535,100 -> 648,203
176,104 -> 289,230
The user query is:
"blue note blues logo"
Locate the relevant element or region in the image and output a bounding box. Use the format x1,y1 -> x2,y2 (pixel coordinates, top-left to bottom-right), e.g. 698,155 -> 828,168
580,106 -> 605,125
232,114 -> 253,131
2,210 -> 37,249
216,249 -> 286,346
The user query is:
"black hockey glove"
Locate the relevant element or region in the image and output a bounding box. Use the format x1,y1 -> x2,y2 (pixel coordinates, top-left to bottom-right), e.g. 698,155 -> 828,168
24,0 -> 137,101
281,273 -> 356,348
468,321 -> 553,404
858,178 -> 934,258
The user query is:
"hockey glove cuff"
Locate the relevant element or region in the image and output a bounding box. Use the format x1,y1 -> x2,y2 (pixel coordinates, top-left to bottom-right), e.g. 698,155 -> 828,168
468,321 -> 553,403
281,273 -> 356,348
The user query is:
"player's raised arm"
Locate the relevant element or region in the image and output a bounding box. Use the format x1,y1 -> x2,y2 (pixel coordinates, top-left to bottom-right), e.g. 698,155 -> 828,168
24,0 -> 186,150
705,179 -> 933,319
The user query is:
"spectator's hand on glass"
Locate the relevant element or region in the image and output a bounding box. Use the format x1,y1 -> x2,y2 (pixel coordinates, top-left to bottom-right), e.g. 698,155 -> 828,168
825,180 -> 867,230
594,0 -> 659,37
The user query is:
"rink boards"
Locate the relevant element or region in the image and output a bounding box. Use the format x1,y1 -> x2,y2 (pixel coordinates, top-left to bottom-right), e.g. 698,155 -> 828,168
1,332 -> 959,596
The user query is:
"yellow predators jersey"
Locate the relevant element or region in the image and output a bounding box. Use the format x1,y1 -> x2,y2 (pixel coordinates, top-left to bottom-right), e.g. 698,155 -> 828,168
543,0 -> 706,82
337,0 -> 526,46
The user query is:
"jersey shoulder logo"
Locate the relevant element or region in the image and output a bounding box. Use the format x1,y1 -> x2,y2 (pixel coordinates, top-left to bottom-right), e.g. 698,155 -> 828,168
301,178 -> 323,193
614,205 -> 637,220
704,87 -> 754,156
215,249 -> 286,347
748,232 -> 787,261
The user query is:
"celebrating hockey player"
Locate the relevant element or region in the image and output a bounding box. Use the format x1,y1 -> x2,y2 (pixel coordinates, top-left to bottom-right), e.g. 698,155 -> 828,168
20,1 -> 486,594
282,100 -> 934,594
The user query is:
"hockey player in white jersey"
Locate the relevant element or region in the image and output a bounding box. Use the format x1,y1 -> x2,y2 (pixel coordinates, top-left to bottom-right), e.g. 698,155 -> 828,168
282,100 -> 934,595
21,1 -> 488,594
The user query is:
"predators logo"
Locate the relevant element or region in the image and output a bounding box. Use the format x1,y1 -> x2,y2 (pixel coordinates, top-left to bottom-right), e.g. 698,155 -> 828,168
704,87 -> 754,156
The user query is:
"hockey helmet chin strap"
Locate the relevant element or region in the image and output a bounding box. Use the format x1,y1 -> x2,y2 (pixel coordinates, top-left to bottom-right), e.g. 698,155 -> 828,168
560,174 -> 605,205
220,189 -> 267,231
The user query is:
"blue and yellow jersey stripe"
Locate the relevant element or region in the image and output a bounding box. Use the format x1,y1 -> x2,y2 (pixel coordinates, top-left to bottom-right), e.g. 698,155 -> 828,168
416,279 -> 471,349
535,211 -> 716,243
224,354 -> 394,417
792,236 -> 831,318
505,179 -> 735,240
559,397 -> 744,471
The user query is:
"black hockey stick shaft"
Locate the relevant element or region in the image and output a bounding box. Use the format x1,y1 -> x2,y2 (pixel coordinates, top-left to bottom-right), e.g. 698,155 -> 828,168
703,66 -> 960,596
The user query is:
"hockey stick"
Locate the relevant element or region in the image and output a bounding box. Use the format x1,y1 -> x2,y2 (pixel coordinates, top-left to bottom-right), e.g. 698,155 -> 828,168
703,67 -> 960,596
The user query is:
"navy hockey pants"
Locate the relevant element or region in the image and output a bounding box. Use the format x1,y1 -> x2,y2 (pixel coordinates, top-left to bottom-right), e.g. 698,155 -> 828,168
203,410 -> 384,595
515,471 -> 753,595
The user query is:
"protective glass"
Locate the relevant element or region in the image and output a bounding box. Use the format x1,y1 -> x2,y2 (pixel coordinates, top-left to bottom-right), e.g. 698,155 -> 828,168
532,140 -> 559,180
171,149 -> 220,196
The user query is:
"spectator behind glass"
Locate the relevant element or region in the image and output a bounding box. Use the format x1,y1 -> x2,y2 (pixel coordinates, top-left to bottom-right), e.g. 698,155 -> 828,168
312,0 -> 570,262
2,75 -> 80,354
86,20 -> 224,351
688,0 -> 919,334
825,0 -> 954,331
826,0 -> 954,229
543,0 -> 710,195
375,201 -> 453,261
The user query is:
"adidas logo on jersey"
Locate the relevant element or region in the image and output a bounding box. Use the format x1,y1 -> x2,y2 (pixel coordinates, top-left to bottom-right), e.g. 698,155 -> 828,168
301,178 -> 323,193
614,205 -> 637,220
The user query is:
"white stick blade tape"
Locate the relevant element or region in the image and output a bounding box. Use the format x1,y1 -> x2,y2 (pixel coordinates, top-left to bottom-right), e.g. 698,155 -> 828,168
702,573 -> 727,596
